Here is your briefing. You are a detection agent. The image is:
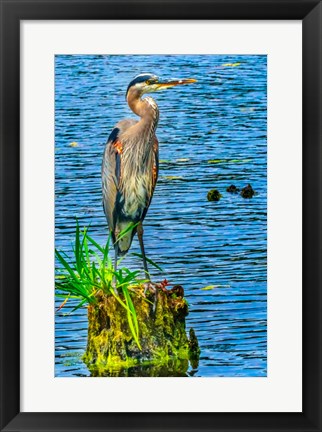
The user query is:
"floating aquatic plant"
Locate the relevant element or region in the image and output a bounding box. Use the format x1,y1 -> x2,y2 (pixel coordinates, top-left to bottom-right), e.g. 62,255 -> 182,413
207,189 -> 222,201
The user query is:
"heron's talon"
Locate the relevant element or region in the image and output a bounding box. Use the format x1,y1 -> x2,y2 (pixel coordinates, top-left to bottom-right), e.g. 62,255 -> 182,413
153,290 -> 158,314
143,282 -> 158,314
112,284 -> 119,296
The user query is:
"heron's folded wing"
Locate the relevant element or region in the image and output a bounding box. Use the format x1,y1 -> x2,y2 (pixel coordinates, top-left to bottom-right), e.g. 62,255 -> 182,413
102,119 -> 138,231
151,136 -> 159,192
102,127 -> 123,231
141,136 -> 159,222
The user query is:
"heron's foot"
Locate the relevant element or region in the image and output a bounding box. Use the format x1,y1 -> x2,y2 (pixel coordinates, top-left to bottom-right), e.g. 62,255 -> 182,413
112,278 -> 119,296
143,282 -> 159,314
143,280 -> 170,314
143,281 -> 160,295
143,279 -> 169,294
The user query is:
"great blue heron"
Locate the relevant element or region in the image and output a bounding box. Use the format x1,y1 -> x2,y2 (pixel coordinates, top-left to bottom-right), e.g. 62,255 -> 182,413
102,73 -> 196,280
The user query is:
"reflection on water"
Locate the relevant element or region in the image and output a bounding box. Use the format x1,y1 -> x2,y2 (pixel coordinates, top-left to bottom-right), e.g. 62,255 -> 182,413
55,55 -> 267,377
88,358 -> 192,378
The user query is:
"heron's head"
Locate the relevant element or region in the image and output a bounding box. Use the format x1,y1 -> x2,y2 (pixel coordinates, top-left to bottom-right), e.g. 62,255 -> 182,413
126,73 -> 197,99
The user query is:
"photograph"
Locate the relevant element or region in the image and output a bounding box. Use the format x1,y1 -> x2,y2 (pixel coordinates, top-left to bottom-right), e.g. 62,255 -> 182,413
55,54 -> 267,378
2,0 -> 321,428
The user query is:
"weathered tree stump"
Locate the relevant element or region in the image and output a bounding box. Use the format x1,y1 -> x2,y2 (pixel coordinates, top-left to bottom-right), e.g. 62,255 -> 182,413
83,284 -> 200,376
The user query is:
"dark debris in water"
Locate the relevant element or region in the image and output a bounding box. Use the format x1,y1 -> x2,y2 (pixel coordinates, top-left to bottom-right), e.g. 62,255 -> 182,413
226,184 -> 240,193
240,184 -> 255,198
207,189 -> 222,202
207,184 -> 257,201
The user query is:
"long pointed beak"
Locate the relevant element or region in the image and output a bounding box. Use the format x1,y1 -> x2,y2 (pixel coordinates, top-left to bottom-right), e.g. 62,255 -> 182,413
156,78 -> 197,90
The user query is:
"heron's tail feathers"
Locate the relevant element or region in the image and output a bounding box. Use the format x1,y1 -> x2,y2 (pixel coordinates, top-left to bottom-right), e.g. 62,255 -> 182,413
113,222 -> 136,257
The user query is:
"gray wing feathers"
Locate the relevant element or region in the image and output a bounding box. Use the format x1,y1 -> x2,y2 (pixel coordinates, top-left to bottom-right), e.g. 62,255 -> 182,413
102,119 -> 159,255
101,119 -> 137,236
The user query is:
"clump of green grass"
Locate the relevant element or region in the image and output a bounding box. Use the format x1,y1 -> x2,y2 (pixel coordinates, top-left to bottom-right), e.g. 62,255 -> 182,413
55,222 -> 162,349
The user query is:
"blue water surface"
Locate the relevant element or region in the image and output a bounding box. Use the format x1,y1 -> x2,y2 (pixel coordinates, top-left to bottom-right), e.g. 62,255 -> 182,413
55,55 -> 267,377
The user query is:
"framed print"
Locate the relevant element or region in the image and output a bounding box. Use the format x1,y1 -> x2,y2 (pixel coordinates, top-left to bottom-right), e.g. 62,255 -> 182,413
0,0 -> 321,431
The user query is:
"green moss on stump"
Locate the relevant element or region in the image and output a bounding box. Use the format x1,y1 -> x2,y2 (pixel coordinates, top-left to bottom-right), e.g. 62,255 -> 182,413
83,284 -> 200,376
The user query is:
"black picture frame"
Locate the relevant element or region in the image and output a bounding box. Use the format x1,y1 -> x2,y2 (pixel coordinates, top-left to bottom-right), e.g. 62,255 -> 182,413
1,1 -> 321,431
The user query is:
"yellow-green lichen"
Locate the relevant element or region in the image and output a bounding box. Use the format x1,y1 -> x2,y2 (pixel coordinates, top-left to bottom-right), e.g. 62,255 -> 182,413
83,285 -> 200,376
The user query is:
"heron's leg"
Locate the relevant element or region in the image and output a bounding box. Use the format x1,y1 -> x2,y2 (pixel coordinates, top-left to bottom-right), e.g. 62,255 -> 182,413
138,222 -> 158,313
113,247 -> 118,295
137,222 -> 149,279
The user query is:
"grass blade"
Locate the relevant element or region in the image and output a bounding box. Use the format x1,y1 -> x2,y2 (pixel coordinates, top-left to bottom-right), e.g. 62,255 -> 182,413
69,298 -> 89,313
55,249 -> 79,283
109,287 -> 132,313
131,252 -> 163,272
115,222 -> 139,243
86,233 -> 105,254
123,286 -> 141,349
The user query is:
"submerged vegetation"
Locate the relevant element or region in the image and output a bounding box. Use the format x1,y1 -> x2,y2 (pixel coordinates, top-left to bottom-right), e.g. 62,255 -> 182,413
55,222 -> 200,375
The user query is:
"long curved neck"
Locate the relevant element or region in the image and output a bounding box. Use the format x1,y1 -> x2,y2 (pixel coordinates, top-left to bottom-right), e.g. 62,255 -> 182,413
126,89 -> 159,141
